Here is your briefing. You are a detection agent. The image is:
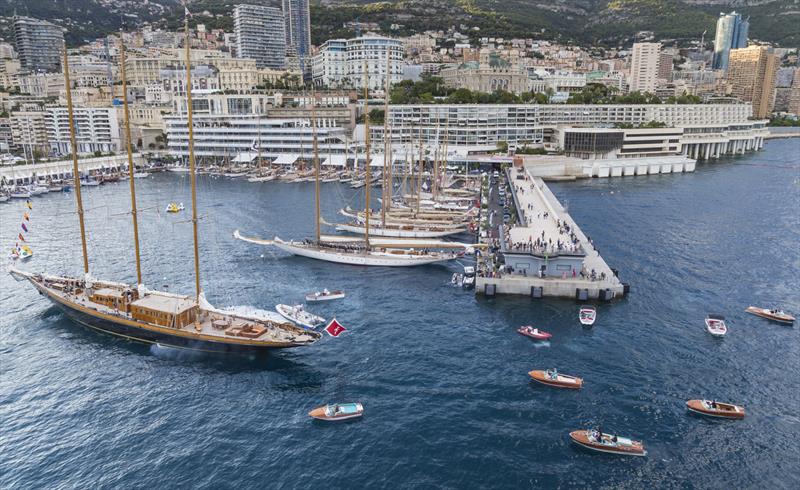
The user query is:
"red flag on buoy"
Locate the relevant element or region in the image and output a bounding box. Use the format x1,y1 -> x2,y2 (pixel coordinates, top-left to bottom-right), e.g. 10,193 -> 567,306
324,318 -> 347,337
18,233 -> 25,242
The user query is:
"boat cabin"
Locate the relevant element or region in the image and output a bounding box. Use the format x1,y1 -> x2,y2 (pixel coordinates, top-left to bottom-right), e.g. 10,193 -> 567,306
90,287 -> 138,313
130,294 -> 198,328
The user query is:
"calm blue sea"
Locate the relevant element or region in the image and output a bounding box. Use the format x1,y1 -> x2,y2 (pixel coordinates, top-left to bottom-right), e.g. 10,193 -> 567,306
1,139 -> 799,488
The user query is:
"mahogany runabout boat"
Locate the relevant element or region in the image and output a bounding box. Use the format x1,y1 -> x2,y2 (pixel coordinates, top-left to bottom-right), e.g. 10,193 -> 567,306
309,403 -> 364,421
570,429 -> 647,457
528,369 -> 583,389
745,306 -> 795,324
517,326 -> 552,341
686,399 -> 745,419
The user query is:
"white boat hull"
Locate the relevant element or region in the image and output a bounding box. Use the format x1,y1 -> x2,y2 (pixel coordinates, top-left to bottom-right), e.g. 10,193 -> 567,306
272,238 -> 454,267
335,223 -> 465,238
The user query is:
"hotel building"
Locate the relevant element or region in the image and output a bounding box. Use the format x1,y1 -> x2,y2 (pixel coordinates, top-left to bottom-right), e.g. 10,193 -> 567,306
312,35 -> 404,91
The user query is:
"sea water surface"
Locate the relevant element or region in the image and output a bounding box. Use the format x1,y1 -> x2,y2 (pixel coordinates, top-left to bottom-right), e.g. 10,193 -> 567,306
1,139 -> 799,488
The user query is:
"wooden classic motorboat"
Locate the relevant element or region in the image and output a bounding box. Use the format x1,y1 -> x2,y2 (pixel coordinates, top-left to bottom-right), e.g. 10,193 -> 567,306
305,289 -> 345,302
8,19 -> 321,353
517,326 -> 552,341
309,403 -> 364,421
275,304 -> 326,329
528,369 -> 583,389
705,314 -> 727,337
579,306 -> 596,326
570,429 -> 646,456
686,399 -> 745,419
745,306 -> 795,324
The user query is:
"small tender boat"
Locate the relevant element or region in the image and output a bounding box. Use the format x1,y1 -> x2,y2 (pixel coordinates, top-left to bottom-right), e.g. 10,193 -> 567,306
705,314 -> 727,337
570,429 -> 647,457
9,245 -> 33,261
463,266 -> 476,289
165,202 -> 185,213
686,399 -> 745,419
305,289 -> 345,302
133,172 -> 150,178
82,177 -> 101,187
10,187 -> 31,199
745,306 -> 795,324
529,369 -> 582,389
517,326 -> 552,341
275,303 -> 326,329
308,402 -> 364,421
579,306 -> 596,326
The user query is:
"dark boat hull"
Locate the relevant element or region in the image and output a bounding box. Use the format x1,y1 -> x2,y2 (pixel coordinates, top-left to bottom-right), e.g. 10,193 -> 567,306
49,295 -> 294,353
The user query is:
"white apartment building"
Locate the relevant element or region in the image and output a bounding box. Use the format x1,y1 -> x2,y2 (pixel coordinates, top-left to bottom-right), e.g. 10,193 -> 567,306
312,39 -> 346,88
233,4 -> 286,70
14,72 -> 64,97
312,35 -> 404,91
10,111 -> 48,155
374,103 -> 767,159
46,107 -> 121,155
629,42 -> 661,94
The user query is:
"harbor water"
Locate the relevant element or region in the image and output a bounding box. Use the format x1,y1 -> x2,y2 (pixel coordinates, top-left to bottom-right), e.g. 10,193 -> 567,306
1,139 -> 798,488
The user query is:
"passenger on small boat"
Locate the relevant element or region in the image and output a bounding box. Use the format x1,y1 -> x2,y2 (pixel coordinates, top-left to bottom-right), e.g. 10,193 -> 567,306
546,368 -> 558,380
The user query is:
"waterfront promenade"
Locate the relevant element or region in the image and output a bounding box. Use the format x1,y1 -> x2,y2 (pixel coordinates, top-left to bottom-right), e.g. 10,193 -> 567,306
0,154 -> 144,184
476,165 -> 624,299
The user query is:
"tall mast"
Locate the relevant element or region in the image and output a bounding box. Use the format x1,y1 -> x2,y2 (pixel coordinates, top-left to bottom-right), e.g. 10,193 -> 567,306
184,15 -> 201,302
416,126 -> 423,217
363,60 -> 371,248
381,48 -> 391,226
433,119 -> 441,201
119,39 -> 143,286
63,46 -> 90,274
311,92 -> 321,242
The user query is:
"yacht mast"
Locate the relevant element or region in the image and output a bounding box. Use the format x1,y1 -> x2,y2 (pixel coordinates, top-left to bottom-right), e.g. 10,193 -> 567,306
381,48 -> 391,225
63,46 -> 90,274
119,40 -> 143,285
363,60 -> 371,248
433,119 -> 441,201
311,92 -> 321,242
184,15 -> 202,302
416,126 -> 423,216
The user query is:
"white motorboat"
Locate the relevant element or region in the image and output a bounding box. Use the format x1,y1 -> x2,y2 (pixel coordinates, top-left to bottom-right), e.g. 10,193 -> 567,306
247,174 -> 276,182
47,183 -> 63,192
133,172 -> 150,178
0,192 -> 9,202
276,304 -> 326,329
30,184 -> 49,195
305,289 -> 345,302
82,177 -> 101,187
463,266 -> 476,289
705,314 -> 727,337
10,187 -> 32,199
579,306 -> 596,326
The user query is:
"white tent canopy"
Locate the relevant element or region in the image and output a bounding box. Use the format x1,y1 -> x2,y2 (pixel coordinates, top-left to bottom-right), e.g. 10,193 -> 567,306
272,154 -> 300,165
322,154 -> 347,166
233,152 -> 258,163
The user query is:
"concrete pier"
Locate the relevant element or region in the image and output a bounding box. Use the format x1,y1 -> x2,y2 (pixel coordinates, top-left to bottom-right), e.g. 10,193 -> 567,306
0,154 -> 144,185
476,165 -> 624,300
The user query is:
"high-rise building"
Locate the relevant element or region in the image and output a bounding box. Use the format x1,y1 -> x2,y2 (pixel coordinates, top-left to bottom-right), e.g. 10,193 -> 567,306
233,4 -> 286,69
712,11 -> 749,71
13,16 -> 64,73
282,0 -> 311,74
727,46 -> 779,119
788,69 -> 800,115
658,52 -> 674,81
629,42 -> 661,94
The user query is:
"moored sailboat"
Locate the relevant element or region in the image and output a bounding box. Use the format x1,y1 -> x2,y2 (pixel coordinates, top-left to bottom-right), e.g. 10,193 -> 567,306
10,18 -> 321,352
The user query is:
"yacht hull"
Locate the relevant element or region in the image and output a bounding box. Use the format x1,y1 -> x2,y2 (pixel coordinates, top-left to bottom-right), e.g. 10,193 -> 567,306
18,274 -> 310,353
335,223 -> 465,238
272,239 -> 453,267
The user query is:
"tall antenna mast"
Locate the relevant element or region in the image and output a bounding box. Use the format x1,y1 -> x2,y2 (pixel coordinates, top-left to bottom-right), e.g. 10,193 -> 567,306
363,59 -> 371,248
311,92 -> 321,242
381,47 -> 391,226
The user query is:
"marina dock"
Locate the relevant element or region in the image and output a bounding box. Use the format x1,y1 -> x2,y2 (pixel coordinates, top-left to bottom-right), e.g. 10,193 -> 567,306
476,164 -> 625,300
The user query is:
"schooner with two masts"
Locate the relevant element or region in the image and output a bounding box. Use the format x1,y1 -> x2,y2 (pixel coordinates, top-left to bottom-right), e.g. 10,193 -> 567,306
10,16 -> 320,352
